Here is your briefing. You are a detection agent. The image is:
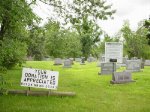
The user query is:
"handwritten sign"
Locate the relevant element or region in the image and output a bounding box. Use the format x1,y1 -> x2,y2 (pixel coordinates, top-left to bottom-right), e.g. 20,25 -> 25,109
20,68 -> 59,89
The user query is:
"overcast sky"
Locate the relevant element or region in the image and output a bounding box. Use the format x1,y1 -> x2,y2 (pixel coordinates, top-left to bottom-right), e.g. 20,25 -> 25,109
33,0 -> 150,36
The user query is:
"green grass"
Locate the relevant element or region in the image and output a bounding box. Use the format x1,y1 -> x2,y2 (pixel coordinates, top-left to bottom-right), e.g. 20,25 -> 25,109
0,61 -> 150,112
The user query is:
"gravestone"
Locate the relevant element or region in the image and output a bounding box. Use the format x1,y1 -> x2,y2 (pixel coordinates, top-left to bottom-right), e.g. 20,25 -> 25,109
101,55 -> 105,62
110,71 -> 135,84
80,57 -> 85,65
54,58 -> 62,65
126,60 -> 141,72
63,59 -> 72,68
97,55 -> 105,67
105,42 -> 123,63
87,57 -> 94,62
75,58 -> 81,62
144,60 -> 150,66
99,62 -> 116,75
131,57 -> 138,60
69,58 -> 74,65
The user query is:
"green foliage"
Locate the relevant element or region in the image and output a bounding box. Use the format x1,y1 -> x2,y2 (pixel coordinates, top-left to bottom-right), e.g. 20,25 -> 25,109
0,0 -> 39,68
144,19 -> 150,45
54,0 -> 115,58
97,33 -> 119,56
0,39 -> 27,69
121,21 -> 150,59
45,21 -> 82,58
27,25 -> 46,61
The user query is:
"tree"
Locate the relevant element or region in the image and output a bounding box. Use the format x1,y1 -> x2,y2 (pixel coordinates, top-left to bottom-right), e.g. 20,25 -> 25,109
144,17 -> 150,45
61,0 -> 115,58
44,20 -> 82,58
121,21 -> 150,59
0,0 -> 38,68
27,25 -> 46,60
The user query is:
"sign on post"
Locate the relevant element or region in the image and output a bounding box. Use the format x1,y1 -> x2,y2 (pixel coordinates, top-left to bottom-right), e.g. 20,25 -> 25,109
21,68 -> 59,90
105,42 -> 123,63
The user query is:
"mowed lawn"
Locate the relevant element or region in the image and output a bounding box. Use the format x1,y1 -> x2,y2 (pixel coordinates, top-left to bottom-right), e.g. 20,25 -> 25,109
1,61 -> 150,112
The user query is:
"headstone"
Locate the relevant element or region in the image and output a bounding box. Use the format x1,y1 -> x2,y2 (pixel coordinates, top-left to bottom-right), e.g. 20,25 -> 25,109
110,71 -> 135,84
105,42 -> 123,63
54,58 -> 62,65
122,57 -> 128,64
87,57 -> 96,62
99,62 -> 116,75
97,55 -> 105,67
63,59 -> 72,68
126,60 -> 141,72
131,57 -> 138,60
116,64 -> 121,69
69,58 -> 74,65
101,55 -> 105,62
75,58 -> 81,62
80,57 -> 85,65
144,60 -> 150,66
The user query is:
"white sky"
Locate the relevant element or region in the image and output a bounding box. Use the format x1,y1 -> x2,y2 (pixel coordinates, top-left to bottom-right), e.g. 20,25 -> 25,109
33,0 -> 150,36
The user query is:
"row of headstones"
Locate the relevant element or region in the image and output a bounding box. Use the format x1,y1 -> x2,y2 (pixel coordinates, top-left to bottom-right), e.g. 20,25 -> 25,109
99,59 -> 147,84
54,58 -> 86,68
99,56 -> 150,66
54,57 -> 97,67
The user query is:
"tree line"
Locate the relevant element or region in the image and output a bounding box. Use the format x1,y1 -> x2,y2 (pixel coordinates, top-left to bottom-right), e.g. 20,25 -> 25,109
0,0 -> 150,69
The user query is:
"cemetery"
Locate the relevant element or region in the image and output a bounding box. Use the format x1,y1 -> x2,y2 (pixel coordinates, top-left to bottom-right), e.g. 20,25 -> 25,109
0,60 -> 150,112
1,0 -> 150,112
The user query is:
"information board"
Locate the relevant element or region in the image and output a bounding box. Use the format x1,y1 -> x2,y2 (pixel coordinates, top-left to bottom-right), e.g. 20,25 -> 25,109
105,42 -> 123,63
21,68 -> 59,89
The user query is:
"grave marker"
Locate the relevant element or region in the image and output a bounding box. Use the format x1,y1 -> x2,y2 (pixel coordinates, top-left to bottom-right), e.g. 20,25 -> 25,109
63,59 -> 72,68
99,62 -> 116,75
54,58 -> 62,65
110,71 -> 135,84
105,42 -> 123,63
126,60 -> 141,72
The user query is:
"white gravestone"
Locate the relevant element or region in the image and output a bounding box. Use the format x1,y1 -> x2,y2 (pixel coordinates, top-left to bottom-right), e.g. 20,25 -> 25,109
105,42 -> 123,63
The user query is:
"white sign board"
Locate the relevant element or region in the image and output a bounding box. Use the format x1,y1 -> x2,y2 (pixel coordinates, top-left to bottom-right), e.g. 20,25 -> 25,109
105,42 -> 123,63
21,68 -> 59,90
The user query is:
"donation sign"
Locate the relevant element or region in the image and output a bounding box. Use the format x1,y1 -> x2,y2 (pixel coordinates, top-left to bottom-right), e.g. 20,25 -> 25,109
20,68 -> 59,89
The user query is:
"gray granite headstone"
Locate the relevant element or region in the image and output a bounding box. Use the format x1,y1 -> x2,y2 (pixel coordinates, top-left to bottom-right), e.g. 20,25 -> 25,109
110,71 -> 135,84
87,57 -> 94,62
131,57 -> 138,60
54,58 -> 62,65
63,59 -> 72,68
144,60 -> 150,66
126,60 -> 141,72
75,58 -> 81,62
69,58 -> 74,65
99,62 -> 116,75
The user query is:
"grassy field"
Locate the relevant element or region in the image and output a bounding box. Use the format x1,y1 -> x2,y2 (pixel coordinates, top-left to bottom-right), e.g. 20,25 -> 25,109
0,61 -> 150,112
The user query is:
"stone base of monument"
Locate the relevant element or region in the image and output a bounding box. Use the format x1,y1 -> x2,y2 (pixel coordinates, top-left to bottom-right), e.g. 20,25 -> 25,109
6,90 -> 76,97
125,70 -> 142,72
63,66 -> 72,68
53,63 -> 62,65
80,63 -> 85,65
110,80 -> 135,84
110,71 -> 135,84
